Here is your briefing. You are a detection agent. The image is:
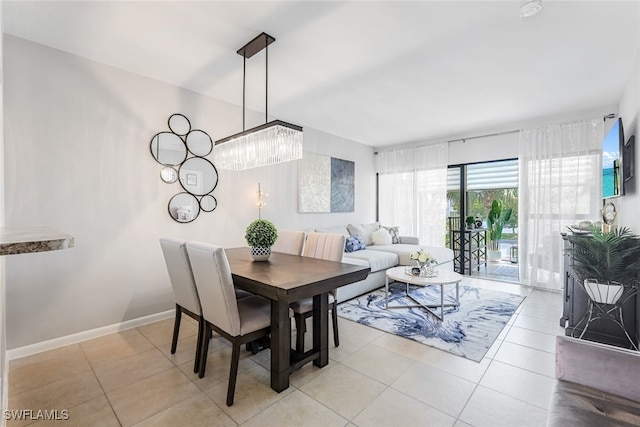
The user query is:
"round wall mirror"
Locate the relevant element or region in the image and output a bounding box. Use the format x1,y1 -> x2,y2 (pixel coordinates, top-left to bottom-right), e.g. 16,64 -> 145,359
200,195 -> 217,212
150,132 -> 187,166
186,130 -> 213,157
168,192 -> 200,223
160,166 -> 178,183
168,113 -> 191,136
179,157 -> 218,196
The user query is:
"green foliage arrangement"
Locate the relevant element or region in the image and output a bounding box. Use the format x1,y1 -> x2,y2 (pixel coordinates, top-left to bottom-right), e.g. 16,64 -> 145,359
447,188 -> 518,240
245,219 -> 278,248
568,227 -> 640,285
487,199 -> 513,251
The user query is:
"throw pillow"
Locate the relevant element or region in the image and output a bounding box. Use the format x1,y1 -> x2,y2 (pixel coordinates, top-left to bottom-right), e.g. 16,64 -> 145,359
381,225 -> 400,244
345,236 -> 366,252
347,222 -> 380,246
371,228 -> 392,246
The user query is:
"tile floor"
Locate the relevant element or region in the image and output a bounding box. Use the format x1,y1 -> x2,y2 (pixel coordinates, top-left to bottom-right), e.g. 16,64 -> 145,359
8,278 -> 564,426
467,260 -> 519,284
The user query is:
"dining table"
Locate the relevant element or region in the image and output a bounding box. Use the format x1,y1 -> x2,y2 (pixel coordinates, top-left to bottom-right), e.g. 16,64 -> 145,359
224,247 -> 370,392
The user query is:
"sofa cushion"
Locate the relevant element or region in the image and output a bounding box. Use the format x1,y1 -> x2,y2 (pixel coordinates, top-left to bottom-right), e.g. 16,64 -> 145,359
371,228 -> 392,246
315,226 -> 350,238
340,256 -> 370,268
343,249 -> 398,273
398,235 -> 419,245
381,225 -> 400,244
347,222 -> 380,246
368,244 -> 454,266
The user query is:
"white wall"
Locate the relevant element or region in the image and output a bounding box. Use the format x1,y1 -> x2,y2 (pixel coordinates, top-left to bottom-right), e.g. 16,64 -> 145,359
0,3 -> 7,420
617,49 -> 640,231
3,36 -> 376,349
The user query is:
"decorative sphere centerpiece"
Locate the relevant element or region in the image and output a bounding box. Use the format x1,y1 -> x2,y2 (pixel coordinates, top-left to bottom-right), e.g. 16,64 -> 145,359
245,219 -> 278,261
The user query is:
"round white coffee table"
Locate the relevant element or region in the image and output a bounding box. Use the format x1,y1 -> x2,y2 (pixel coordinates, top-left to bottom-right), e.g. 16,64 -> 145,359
385,266 -> 462,320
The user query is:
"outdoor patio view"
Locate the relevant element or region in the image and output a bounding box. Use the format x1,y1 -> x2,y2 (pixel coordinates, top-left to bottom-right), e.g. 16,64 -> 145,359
446,160 -> 519,282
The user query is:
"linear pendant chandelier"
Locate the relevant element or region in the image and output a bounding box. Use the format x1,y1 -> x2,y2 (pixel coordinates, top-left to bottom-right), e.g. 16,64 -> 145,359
214,32 -> 303,170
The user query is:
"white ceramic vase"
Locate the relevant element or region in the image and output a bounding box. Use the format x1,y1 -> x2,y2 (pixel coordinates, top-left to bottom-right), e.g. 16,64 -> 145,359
251,246 -> 271,261
488,250 -> 501,262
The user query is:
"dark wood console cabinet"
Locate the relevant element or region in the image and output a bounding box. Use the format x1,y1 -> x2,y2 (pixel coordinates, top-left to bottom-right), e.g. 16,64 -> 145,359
561,234 -> 638,349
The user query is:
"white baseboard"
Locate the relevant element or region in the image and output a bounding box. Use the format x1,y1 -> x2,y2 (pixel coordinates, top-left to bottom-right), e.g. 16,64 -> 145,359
7,310 -> 175,361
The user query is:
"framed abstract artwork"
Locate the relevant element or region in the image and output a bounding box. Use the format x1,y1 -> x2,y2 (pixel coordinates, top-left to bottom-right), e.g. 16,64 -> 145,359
298,152 -> 355,213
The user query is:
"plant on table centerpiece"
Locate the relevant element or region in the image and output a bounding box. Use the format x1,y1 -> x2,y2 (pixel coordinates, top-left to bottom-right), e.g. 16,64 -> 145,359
487,199 -> 512,262
245,219 -> 278,261
409,249 -> 438,277
568,227 -> 640,304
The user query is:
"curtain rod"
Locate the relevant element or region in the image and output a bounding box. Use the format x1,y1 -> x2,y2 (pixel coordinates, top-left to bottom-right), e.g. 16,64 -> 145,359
447,129 -> 519,144
447,113 -> 616,144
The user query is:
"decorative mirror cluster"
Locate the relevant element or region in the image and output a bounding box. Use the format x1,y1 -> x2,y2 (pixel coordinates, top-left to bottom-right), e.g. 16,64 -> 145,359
150,114 -> 218,223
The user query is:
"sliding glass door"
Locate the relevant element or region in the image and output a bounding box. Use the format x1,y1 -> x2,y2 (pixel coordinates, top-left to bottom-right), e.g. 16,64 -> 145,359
447,159 -> 519,282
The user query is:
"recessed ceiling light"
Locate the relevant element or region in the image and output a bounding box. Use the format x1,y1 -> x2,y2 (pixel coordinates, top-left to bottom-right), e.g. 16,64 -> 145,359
520,0 -> 542,18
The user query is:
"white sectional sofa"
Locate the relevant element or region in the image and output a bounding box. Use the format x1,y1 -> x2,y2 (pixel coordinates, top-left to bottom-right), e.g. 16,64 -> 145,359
314,223 -> 454,302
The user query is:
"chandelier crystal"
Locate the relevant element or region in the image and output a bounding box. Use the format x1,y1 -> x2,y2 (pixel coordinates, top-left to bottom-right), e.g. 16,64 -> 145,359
214,32 -> 303,170
215,120 -> 302,171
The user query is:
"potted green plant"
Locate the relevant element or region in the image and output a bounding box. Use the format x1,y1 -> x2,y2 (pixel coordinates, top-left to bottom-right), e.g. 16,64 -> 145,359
487,199 -> 512,262
245,219 -> 278,261
465,216 -> 475,229
568,227 -> 640,304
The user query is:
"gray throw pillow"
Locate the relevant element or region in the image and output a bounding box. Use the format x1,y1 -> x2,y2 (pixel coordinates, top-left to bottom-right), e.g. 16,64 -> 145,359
381,225 -> 400,244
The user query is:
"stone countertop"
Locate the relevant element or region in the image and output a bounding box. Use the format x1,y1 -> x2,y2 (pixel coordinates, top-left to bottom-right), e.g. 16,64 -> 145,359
0,227 -> 75,256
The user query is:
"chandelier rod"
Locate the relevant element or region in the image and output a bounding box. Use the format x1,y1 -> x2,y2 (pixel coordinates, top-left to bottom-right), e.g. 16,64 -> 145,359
239,33 -> 273,132
265,41 -> 268,123
242,54 -> 246,131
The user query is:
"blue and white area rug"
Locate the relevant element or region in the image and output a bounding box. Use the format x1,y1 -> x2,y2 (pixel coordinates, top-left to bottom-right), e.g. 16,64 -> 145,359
337,282 -> 526,362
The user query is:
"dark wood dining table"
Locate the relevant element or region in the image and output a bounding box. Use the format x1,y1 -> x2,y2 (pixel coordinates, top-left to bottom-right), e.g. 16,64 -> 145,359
224,247 -> 370,392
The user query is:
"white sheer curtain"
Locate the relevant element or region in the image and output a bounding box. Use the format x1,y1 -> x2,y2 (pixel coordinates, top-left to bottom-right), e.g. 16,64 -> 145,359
519,118 -> 603,290
376,143 -> 448,246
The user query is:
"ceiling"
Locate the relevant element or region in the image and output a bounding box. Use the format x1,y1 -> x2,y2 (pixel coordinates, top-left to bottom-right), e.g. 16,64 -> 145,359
3,1 -> 640,147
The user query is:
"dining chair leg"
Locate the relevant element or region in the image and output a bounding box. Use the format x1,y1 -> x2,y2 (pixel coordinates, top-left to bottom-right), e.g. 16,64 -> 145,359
171,304 -> 182,354
295,313 -> 306,353
194,316 -> 205,373
198,323 -> 211,379
331,302 -> 339,347
227,342 -> 241,406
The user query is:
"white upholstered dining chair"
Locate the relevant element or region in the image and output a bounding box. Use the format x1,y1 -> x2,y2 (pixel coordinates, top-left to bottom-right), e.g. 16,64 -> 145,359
290,232 -> 345,353
185,241 -> 272,406
271,229 -> 306,255
159,238 -> 203,374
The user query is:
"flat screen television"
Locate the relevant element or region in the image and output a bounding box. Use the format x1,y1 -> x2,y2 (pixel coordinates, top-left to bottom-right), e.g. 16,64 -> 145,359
623,135 -> 634,188
602,118 -> 624,198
